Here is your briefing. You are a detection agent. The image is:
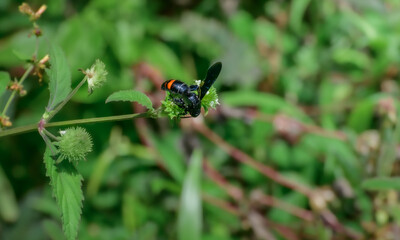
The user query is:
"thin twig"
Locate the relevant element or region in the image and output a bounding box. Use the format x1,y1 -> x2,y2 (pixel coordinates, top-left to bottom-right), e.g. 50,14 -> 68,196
194,122 -> 313,197
202,194 -> 240,216
203,159 -> 243,201
0,112 -> 150,137
46,76 -> 87,122
1,65 -> 34,117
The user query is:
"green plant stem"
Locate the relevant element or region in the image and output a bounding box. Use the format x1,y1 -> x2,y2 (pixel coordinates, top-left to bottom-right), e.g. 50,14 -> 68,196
0,112 -> 150,138
1,64 -> 34,116
46,76 -> 87,122
43,128 -> 59,141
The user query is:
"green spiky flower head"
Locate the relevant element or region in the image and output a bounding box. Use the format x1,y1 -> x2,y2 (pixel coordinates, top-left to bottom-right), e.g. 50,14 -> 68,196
85,59 -> 108,94
55,127 -> 93,163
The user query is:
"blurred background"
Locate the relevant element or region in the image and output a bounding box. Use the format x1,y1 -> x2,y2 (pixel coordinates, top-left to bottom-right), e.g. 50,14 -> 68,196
1,0 -> 400,239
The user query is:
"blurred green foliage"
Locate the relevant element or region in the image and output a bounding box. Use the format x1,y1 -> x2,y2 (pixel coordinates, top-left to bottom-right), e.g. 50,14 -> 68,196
1,0 -> 400,239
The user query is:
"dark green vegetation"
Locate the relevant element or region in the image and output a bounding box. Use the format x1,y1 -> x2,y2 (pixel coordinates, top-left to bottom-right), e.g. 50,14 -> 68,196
1,0 -> 400,239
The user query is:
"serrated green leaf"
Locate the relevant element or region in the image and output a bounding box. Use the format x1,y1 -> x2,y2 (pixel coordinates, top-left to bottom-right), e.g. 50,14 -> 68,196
0,71 -> 10,97
44,148 -> 83,240
46,44 -> 71,111
178,150 -> 202,240
362,177 -> 400,191
106,90 -> 153,110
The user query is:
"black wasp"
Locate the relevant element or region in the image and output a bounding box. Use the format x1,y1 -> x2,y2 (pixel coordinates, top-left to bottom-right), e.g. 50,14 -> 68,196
161,62 -> 222,117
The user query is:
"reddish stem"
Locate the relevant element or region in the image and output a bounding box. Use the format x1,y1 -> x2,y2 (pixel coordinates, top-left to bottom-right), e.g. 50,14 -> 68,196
194,122 -> 313,197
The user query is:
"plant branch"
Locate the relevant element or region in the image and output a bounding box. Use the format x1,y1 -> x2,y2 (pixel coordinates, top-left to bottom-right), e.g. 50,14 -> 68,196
0,112 -> 151,138
1,65 -> 34,116
46,76 -> 87,122
194,122 -> 314,197
43,128 -> 59,141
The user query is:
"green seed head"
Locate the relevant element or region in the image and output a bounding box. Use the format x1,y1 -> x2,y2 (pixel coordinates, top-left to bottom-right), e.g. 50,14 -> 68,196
86,59 -> 108,94
56,127 -> 93,163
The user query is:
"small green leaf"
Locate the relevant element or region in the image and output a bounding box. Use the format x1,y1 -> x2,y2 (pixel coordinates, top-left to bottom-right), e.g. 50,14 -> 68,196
46,44 -> 72,111
44,148 -> 83,240
106,90 -> 153,110
0,71 -> 11,97
362,177 -> 400,191
177,150 -> 202,240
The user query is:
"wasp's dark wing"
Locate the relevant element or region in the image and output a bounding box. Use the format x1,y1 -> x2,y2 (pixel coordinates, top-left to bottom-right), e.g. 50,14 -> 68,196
199,62 -> 222,100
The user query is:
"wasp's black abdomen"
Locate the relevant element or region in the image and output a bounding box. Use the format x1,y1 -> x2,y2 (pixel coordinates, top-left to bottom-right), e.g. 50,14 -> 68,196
161,79 -> 189,95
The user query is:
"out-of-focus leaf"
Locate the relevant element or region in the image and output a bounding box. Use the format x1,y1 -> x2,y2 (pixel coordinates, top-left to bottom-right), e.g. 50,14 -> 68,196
55,15 -> 105,81
151,133 -> 185,183
332,48 -> 370,69
143,40 -> 190,81
347,94 -> 387,132
289,0 -> 311,33
0,71 -> 10,97
177,150 -> 202,240
122,191 -> 147,232
87,127 -> 131,197
110,21 -> 143,65
319,79 -> 352,129
344,10 -> 377,41
362,177 -> 400,190
268,192 -> 307,224
221,91 -> 311,122
0,31 -> 42,67
32,195 -> 61,220
12,49 -> 30,62
106,90 -> 153,109
254,19 -> 278,46
0,165 -> 19,222
269,140 -> 291,168
377,119 -> 399,176
44,148 -> 83,240
46,44 -> 71,112
229,11 -> 254,43
90,191 -> 119,209
42,219 -> 65,240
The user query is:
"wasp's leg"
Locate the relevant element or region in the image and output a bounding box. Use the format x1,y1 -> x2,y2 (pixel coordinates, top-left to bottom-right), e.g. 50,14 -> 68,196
171,97 -> 186,108
189,84 -> 199,91
170,97 -> 189,115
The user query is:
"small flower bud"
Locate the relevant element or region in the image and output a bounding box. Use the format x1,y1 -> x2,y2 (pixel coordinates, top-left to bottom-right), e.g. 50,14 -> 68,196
39,54 -> 50,64
0,116 -> 12,127
84,59 -> 108,94
34,5 -> 47,19
19,3 -> 47,21
19,89 -> 27,96
19,3 -> 34,17
55,127 -> 93,163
